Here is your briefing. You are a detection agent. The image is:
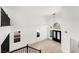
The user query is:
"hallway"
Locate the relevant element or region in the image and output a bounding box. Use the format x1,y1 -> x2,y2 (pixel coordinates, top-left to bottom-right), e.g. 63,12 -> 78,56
30,39 -> 62,53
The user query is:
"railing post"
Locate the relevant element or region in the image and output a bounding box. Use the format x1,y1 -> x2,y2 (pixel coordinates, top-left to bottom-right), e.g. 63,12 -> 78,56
27,44 -> 28,53
39,50 -> 41,53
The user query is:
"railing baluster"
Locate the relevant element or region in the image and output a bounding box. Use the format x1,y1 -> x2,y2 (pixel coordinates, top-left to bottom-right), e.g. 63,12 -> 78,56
22,49 -> 23,53
20,50 -> 21,53
19,50 -> 20,53
21,50 -> 22,53
27,44 -> 28,53
21,49 -> 22,53
24,48 -> 26,53
23,48 -> 24,53
39,50 -> 41,53
17,50 -> 19,53
25,48 -> 27,53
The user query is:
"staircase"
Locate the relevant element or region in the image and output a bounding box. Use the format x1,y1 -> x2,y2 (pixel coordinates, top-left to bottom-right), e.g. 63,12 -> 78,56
1,34 -> 10,53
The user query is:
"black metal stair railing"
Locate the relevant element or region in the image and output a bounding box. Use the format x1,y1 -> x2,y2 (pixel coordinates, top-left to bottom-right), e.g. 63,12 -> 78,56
27,44 -> 41,53
9,44 -> 41,53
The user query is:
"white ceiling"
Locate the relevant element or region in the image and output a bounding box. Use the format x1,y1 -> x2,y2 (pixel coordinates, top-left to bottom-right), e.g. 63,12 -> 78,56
2,6 -> 62,16
2,6 -> 62,26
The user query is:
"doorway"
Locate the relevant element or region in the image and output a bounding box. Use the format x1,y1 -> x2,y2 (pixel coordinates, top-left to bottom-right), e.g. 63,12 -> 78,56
52,30 -> 61,43
50,22 -> 61,43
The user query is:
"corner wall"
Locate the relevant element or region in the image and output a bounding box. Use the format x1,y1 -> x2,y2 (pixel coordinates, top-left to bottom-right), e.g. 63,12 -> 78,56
0,7 -> 1,26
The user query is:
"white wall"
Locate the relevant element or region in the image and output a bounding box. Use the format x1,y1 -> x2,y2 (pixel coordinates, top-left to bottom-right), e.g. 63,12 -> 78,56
47,6 -> 79,53
2,6 -> 65,52
0,7 -> 1,26
2,6 -> 50,51
62,7 -> 79,52
0,26 -> 10,52
46,7 -> 70,53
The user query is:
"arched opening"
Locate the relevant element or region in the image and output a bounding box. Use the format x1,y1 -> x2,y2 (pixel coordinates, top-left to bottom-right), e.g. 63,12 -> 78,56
52,22 -> 61,43
53,22 -> 61,30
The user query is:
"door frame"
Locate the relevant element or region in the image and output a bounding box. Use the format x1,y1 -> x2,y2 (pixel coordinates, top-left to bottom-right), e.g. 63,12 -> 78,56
52,30 -> 61,43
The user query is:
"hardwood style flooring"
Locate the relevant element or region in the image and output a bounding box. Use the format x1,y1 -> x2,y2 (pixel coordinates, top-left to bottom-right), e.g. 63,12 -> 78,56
30,39 -> 62,53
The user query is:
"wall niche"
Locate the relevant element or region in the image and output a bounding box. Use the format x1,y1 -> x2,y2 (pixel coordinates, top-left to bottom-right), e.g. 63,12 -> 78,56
14,31 -> 21,43
37,32 -> 40,38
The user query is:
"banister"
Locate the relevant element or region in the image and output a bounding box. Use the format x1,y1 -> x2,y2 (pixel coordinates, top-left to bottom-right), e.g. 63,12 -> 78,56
9,44 -> 41,53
